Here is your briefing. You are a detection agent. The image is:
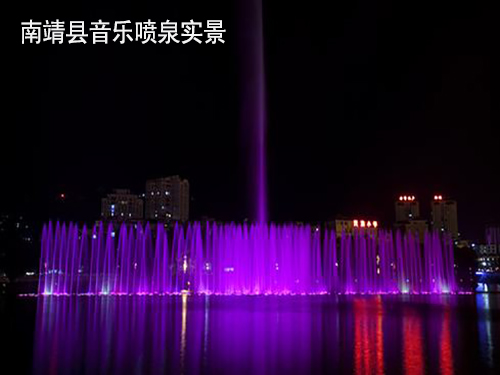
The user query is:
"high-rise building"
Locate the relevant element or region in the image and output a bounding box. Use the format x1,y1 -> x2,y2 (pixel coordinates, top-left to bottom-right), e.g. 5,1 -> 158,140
145,176 -> 189,222
395,195 -> 419,222
101,189 -> 144,221
430,195 -> 458,239
394,195 -> 428,242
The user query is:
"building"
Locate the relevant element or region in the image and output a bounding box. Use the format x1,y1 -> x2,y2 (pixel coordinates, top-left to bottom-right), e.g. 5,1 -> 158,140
145,176 -> 189,222
333,217 -> 379,238
394,195 -> 428,242
477,224 -> 500,274
395,195 -> 419,222
101,189 -> 144,221
394,219 -> 428,243
430,195 -> 458,239
476,244 -> 499,273
485,224 -> 500,245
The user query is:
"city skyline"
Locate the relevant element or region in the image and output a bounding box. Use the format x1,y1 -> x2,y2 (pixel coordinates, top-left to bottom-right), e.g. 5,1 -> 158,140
2,180 -> 496,239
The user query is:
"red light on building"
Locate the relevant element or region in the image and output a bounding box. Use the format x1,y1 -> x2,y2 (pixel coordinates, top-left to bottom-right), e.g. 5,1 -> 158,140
373,221 -> 378,228
399,196 -> 403,201
353,220 -> 359,227
367,221 -> 372,228
60,193 -> 66,199
360,220 -> 366,228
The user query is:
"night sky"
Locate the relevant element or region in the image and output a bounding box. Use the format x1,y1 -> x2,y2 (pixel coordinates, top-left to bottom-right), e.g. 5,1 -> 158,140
8,0 -> 499,239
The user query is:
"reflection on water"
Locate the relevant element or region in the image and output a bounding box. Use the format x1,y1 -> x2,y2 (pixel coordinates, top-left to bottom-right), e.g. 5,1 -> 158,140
32,295 -> 500,375
477,294 -> 495,369
403,306 -> 424,375
440,306 -> 453,375
353,297 -> 384,375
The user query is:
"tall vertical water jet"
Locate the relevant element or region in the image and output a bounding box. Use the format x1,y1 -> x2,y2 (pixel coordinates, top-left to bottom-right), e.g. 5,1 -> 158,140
240,0 -> 268,222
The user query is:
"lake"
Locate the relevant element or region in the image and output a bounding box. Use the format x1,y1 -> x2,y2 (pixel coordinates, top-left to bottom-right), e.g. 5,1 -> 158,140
5,294 -> 500,374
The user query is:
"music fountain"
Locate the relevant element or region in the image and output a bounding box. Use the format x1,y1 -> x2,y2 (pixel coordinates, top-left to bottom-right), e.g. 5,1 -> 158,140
38,221 -> 457,296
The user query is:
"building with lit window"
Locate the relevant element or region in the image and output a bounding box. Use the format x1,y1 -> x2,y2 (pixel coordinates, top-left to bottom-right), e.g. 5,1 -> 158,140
476,244 -> 499,273
430,195 -> 458,239
394,195 -> 428,242
145,175 -> 189,222
477,224 -> 500,274
395,195 -> 419,221
101,189 -> 144,221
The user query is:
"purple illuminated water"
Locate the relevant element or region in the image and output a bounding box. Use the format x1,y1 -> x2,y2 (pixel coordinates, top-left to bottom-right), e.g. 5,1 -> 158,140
38,222 -> 457,296
27,294 -> 500,375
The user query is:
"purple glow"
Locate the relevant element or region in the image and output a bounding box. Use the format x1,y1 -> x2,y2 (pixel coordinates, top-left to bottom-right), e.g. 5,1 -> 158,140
38,222 -> 457,295
32,295 -> 478,375
240,0 -> 267,222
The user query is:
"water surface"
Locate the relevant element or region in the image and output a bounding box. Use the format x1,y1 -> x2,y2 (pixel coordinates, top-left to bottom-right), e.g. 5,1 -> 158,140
10,294 -> 500,374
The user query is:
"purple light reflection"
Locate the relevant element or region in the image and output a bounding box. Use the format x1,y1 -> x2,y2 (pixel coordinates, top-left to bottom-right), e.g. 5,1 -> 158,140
31,295 -> 481,375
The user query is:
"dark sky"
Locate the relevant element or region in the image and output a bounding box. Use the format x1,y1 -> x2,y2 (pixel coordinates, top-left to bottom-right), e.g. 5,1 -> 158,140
8,0 -> 499,239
